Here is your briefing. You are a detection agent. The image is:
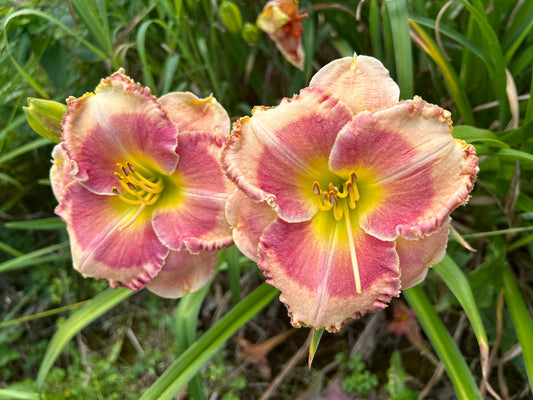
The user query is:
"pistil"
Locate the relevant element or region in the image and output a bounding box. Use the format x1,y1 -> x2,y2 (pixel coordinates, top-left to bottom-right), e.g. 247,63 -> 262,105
112,162 -> 165,231
313,172 -> 361,293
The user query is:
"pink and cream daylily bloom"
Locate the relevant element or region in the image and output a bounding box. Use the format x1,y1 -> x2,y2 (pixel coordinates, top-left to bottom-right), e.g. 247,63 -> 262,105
51,69 -> 234,298
223,55 -> 479,331
256,0 -> 307,70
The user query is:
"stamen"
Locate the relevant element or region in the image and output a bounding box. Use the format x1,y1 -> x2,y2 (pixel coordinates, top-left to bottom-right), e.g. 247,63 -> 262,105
112,161 -> 165,230
343,201 -> 361,293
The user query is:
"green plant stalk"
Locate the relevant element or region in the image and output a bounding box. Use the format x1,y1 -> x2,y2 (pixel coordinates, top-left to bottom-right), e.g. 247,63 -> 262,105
403,285 -> 482,400
36,287 -> 134,389
140,283 -> 279,400
502,265 -> 533,392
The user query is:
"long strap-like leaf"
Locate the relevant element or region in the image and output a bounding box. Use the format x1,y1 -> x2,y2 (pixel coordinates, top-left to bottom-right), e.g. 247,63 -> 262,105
140,283 -> 279,400
404,285 -> 482,400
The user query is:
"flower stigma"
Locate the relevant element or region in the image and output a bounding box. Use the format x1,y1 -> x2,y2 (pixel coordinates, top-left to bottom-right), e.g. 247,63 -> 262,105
313,172 -> 362,293
112,162 -> 165,231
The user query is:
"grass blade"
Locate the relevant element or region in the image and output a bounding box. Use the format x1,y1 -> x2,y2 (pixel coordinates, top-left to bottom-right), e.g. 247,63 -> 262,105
502,265 -> 533,392
140,283 -> 279,400
36,287 -> 134,389
403,285 -> 482,400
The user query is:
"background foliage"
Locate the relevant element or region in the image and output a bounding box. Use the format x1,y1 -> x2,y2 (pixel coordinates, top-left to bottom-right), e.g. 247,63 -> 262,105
1,0 -> 532,398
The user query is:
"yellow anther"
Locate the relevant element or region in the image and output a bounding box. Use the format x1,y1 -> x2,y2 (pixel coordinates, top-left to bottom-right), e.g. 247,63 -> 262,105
112,162 -> 165,230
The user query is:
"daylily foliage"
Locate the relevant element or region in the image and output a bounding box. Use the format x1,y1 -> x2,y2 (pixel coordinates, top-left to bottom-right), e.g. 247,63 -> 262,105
51,69 -> 234,298
222,55 -> 479,331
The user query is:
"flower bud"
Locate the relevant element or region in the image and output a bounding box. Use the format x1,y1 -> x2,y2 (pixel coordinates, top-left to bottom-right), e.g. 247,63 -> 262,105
241,22 -> 260,45
23,98 -> 66,143
220,1 -> 243,34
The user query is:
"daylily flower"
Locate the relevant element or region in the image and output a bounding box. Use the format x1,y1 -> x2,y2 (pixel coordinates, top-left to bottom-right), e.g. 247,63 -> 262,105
223,55 -> 479,331
51,69 -> 234,297
256,0 -> 307,70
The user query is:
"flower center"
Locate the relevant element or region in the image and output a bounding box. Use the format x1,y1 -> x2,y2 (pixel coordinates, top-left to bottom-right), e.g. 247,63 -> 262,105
112,162 -> 164,231
313,172 -> 362,293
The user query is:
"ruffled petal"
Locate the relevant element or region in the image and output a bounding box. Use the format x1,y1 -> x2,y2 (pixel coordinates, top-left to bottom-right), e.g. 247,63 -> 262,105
50,144 -> 76,202
258,212 -> 400,331
309,55 -> 400,115
145,249 -> 218,298
57,183 -> 167,290
225,189 -> 277,262
396,218 -> 450,289
329,98 -> 478,240
222,87 -> 353,223
62,69 -> 179,194
159,92 -> 230,141
152,132 -> 233,252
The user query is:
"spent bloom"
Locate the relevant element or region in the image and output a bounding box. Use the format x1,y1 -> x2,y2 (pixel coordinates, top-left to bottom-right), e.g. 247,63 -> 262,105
223,55 -> 478,331
256,0 -> 307,70
51,69 -> 234,297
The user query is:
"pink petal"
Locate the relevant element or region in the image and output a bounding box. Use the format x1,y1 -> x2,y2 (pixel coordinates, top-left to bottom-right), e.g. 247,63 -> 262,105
145,249 -> 218,298
62,69 -> 179,194
310,55 -> 400,115
50,144 -> 76,202
222,87 -> 353,223
152,132 -> 233,253
225,189 -> 277,262
329,97 -> 478,240
57,183 -> 167,290
159,92 -> 230,141
396,218 -> 451,289
258,213 -> 400,331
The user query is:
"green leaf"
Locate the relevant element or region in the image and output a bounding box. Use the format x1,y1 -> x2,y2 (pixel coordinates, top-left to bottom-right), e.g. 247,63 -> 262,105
386,0 -> 413,99
502,266 -> 533,392
403,285 -> 482,400
433,255 -> 489,379
308,327 -> 324,368
0,388 -> 40,400
0,138 -> 50,165
140,283 -> 279,400
453,125 -> 509,149
36,287 -> 134,389
409,19 -> 475,125
0,242 -> 70,273
5,217 -> 65,231
174,279 -> 213,400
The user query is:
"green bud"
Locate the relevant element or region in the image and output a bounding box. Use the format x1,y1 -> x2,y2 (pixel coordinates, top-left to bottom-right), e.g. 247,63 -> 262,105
220,1 -> 243,35
23,98 -> 66,143
241,22 -> 260,45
